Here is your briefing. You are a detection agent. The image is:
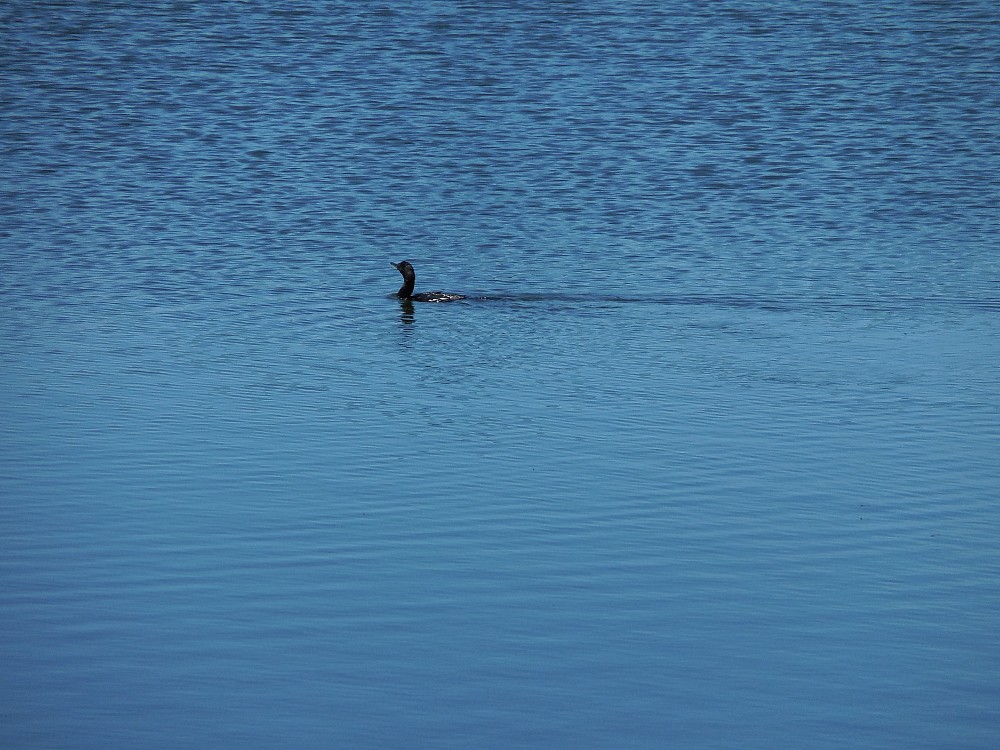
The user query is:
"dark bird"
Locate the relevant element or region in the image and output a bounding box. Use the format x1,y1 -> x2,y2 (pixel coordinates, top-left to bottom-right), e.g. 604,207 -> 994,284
391,261 -> 465,302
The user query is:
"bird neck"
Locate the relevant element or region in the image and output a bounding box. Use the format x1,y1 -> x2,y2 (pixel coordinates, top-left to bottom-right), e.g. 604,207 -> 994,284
397,275 -> 415,298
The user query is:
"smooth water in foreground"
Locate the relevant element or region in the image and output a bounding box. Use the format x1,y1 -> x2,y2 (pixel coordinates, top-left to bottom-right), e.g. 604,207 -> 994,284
2,2 -> 999,748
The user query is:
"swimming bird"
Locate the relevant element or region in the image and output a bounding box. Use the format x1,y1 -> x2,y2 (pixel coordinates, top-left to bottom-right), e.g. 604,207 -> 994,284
391,260 -> 465,302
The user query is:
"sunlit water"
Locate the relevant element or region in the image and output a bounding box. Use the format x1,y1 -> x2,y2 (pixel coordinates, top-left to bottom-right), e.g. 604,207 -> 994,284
2,2 -> 999,748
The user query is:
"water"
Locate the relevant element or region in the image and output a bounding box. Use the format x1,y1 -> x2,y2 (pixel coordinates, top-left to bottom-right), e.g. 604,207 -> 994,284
2,2 -> 999,748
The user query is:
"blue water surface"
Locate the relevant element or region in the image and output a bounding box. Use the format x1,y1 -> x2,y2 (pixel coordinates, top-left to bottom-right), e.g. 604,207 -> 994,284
2,2 -> 999,748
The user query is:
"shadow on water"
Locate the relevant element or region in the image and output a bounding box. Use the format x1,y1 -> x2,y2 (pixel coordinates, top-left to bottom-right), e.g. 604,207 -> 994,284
437,293 -> 1000,314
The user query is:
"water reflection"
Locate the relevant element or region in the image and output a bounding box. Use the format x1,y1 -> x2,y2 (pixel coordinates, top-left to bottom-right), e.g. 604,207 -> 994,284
398,299 -> 415,325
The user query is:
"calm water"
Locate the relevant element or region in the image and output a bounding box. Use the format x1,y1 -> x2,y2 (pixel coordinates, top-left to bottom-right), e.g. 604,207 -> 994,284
2,2 -> 999,748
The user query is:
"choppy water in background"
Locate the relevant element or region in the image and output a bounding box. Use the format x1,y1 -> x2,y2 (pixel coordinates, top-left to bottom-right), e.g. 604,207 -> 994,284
2,2 -> 999,748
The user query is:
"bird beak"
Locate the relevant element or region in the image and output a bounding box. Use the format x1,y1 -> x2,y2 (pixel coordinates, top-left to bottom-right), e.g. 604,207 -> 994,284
390,262 -> 399,270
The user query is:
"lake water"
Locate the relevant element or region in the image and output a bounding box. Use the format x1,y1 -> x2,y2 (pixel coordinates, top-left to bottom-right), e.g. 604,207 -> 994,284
2,2 -> 999,748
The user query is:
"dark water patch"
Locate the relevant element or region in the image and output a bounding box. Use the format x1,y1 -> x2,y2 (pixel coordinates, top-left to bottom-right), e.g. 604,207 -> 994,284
470,292 -> 1000,315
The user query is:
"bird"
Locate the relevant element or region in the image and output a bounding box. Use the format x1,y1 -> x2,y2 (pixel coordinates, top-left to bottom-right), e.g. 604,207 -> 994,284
390,260 -> 465,302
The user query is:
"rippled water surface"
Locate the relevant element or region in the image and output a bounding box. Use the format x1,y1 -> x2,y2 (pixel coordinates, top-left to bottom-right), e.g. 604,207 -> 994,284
2,2 -> 999,748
